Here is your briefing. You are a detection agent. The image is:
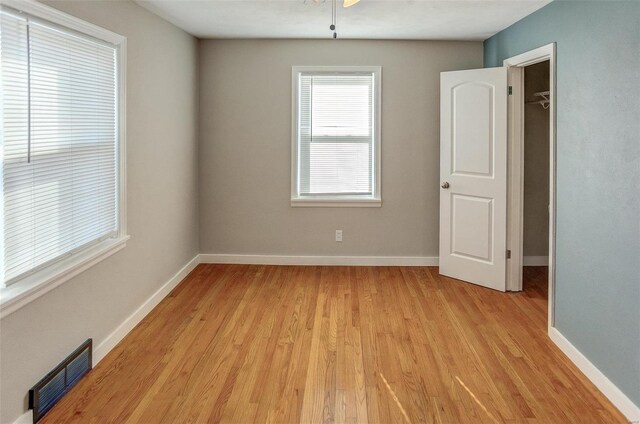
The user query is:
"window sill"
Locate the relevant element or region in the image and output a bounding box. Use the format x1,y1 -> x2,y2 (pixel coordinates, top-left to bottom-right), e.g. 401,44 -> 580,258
0,236 -> 130,319
291,198 -> 382,208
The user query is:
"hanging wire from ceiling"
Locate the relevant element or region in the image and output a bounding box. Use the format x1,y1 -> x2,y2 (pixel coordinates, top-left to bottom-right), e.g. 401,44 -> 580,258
308,0 -> 361,39
330,0 -> 337,38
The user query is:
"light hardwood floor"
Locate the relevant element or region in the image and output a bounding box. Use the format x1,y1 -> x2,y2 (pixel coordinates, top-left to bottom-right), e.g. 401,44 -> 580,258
42,265 -> 626,423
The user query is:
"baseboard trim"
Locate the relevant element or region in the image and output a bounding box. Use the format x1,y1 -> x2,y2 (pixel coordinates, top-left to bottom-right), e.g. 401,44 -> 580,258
199,254 -> 438,267
523,255 -> 549,266
93,255 -> 200,365
549,327 -> 640,422
16,255 -> 637,423
13,252 -> 435,423
10,255 -> 200,424
13,411 -> 32,424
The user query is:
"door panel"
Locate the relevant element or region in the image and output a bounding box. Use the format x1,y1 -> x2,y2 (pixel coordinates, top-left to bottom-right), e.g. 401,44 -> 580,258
452,83 -> 494,176
439,67 -> 507,291
451,194 -> 493,262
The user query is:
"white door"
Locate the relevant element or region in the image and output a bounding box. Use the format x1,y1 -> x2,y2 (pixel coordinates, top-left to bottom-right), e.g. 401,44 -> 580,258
439,67 -> 508,291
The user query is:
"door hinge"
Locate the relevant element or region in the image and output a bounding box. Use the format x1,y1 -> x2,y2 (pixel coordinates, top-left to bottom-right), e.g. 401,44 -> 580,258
506,249 -> 511,259
508,86 -> 513,95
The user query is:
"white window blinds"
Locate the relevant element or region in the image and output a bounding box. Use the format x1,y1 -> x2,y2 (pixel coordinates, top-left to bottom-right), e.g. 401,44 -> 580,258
1,8 -> 119,285
295,71 -> 378,198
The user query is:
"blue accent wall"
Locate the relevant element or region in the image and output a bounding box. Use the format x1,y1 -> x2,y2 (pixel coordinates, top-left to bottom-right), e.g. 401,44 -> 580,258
485,0 -> 640,407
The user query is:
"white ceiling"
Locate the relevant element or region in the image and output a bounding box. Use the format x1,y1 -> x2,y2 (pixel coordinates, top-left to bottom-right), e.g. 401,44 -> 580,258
135,0 -> 551,41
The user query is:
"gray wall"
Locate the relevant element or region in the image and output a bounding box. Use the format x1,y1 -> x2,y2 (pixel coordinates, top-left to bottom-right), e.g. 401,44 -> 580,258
0,1 -> 199,422
198,39 -> 482,257
485,0 -> 640,407
523,61 -> 550,257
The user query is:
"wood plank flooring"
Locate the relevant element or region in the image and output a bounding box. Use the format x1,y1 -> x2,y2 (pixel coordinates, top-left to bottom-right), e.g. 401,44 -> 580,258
42,265 -> 627,423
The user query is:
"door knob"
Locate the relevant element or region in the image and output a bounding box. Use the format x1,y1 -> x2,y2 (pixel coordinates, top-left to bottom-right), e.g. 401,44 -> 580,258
441,182 -> 450,189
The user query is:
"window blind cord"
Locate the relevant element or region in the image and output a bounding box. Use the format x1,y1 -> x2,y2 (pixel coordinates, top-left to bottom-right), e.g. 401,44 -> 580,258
310,77 -> 314,142
26,19 -> 32,164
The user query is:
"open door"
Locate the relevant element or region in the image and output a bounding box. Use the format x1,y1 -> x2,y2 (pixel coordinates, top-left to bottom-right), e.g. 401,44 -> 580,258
439,67 -> 508,291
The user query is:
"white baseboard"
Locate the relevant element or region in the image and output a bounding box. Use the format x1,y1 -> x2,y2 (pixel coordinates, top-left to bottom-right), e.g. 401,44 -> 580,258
199,254 -> 438,267
13,411 -> 32,424
549,327 -> 640,422
15,255 -> 637,424
93,255 -> 199,365
14,252 -> 434,423
10,255 -> 200,424
523,255 -> 549,266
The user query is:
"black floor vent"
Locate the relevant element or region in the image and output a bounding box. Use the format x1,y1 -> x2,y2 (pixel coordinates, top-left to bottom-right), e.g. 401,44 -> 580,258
29,339 -> 92,423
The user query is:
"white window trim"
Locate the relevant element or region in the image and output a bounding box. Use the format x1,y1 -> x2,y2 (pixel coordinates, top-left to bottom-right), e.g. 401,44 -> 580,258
290,66 -> 382,208
0,0 -> 128,318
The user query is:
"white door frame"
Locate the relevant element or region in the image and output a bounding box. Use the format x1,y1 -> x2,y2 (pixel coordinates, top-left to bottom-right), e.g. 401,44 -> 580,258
503,43 -> 556,328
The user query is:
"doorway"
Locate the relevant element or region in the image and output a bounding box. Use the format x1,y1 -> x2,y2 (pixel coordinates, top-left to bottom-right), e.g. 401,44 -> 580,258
504,43 -> 556,328
523,61 -> 550,271
437,44 -> 556,311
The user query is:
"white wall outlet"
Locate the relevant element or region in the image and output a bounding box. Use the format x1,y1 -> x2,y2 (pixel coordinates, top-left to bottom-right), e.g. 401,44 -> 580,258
335,230 -> 343,242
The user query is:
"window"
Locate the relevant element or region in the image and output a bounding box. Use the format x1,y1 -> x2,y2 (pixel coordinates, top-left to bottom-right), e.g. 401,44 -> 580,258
0,2 -> 126,299
291,66 -> 381,207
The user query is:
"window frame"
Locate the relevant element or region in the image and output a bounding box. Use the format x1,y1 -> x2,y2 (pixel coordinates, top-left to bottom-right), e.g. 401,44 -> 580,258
290,66 -> 382,208
0,0 -> 128,318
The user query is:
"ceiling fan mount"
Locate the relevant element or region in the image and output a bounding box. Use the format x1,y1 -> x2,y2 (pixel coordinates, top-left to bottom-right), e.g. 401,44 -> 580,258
313,0 -> 361,8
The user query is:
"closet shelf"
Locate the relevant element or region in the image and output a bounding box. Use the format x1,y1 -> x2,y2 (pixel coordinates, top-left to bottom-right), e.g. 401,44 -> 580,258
526,90 -> 550,109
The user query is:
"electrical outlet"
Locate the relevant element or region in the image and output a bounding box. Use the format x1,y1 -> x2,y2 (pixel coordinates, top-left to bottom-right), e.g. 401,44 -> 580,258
335,230 -> 343,242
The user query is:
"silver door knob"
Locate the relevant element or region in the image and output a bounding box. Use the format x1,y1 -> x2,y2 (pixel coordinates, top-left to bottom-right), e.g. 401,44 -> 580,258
441,182 -> 450,189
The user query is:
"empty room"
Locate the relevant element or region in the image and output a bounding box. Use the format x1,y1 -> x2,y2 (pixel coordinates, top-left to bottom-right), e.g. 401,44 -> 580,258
0,0 -> 638,423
